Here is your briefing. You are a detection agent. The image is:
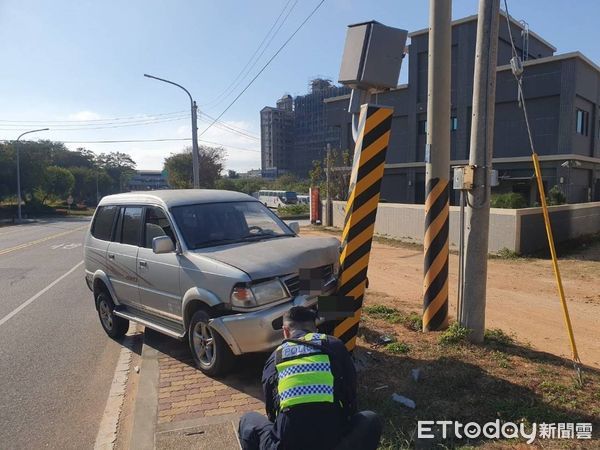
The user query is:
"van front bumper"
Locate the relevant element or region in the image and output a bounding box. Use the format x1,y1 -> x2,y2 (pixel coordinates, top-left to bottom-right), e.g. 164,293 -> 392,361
209,294 -> 321,355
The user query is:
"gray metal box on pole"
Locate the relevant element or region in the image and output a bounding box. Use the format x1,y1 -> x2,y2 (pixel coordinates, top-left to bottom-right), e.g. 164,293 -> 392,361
338,21 -> 408,91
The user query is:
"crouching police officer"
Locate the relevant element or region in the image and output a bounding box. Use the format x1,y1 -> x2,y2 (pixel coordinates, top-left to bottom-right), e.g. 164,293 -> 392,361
238,306 -> 382,450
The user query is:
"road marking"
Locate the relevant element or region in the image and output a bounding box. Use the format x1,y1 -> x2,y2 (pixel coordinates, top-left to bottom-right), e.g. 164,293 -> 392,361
94,331 -> 136,450
50,242 -> 82,250
0,260 -> 84,327
0,225 -> 87,256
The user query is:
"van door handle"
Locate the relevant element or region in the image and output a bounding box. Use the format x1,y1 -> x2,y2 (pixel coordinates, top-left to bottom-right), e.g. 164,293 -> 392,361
108,254 -> 115,260
139,261 -> 147,267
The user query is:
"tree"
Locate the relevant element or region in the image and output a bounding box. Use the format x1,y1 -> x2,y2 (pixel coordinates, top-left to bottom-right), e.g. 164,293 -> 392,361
97,151 -> 137,193
227,169 -> 239,179
40,166 -> 75,203
163,146 -> 225,189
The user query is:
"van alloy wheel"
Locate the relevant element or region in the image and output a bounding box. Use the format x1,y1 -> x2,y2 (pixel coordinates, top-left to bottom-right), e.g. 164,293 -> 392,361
98,298 -> 113,331
192,322 -> 216,367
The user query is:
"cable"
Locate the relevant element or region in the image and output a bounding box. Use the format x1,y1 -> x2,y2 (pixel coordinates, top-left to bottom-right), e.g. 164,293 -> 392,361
201,0 -> 297,108
197,113 -> 259,141
0,110 -> 187,125
503,0 -> 583,383
199,0 -> 326,138
0,115 -> 190,131
7,137 -> 261,153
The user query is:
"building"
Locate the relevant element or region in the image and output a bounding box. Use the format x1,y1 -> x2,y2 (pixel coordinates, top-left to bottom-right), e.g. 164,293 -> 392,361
128,170 -> 169,191
260,79 -> 350,178
325,13 -> 600,204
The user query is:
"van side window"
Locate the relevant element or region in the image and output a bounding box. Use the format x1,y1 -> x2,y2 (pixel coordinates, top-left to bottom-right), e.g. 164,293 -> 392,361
121,207 -> 143,246
91,206 -> 117,241
143,207 -> 175,248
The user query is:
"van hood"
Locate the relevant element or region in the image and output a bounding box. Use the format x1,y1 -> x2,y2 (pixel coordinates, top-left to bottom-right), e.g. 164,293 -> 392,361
190,236 -> 339,280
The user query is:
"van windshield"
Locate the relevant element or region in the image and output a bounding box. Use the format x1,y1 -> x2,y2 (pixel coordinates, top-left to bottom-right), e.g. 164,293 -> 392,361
171,201 -> 294,250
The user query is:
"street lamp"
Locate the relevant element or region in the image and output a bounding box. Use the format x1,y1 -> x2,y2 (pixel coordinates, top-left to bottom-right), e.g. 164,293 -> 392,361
143,73 -> 200,188
15,128 -> 49,222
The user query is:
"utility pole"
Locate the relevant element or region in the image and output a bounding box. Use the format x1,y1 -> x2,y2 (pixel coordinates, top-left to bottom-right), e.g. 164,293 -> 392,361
325,143 -> 333,226
422,0 -> 451,332
144,73 -> 200,188
461,0 -> 501,342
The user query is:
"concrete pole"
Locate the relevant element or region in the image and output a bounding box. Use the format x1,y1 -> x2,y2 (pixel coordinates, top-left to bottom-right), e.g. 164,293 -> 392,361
191,100 -> 200,188
325,143 -> 333,226
461,0 -> 500,342
422,0 -> 452,331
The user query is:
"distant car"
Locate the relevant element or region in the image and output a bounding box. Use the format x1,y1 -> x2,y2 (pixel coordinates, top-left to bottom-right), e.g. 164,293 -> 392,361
83,190 -> 338,376
258,190 -> 298,208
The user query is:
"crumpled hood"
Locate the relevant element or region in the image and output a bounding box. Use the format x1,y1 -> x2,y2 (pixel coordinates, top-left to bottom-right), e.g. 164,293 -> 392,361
190,236 -> 339,280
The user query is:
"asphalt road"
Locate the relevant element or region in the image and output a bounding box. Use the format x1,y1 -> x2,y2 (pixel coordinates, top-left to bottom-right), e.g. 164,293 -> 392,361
0,218 -> 123,450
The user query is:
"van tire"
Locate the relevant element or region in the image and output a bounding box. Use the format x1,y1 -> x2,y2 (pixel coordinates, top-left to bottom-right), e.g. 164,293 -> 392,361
188,310 -> 234,377
96,292 -> 129,339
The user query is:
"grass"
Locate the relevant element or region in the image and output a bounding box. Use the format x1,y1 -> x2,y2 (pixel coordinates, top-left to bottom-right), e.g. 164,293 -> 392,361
439,323 -> 472,345
491,247 -> 522,259
385,342 -> 410,354
363,305 -> 422,331
355,293 -> 600,447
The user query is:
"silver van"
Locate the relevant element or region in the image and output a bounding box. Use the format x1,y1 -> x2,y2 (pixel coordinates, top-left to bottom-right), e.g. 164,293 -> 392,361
84,190 -> 338,375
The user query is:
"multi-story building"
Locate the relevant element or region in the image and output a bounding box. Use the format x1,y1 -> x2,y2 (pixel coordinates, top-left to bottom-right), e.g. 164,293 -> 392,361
128,170 -> 169,191
260,79 -> 350,178
325,13 -> 600,204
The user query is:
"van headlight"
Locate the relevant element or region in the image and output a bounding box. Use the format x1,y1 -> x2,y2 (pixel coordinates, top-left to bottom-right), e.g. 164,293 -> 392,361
231,279 -> 288,308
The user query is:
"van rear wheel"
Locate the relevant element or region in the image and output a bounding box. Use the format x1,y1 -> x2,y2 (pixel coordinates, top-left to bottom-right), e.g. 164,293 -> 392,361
188,310 -> 234,377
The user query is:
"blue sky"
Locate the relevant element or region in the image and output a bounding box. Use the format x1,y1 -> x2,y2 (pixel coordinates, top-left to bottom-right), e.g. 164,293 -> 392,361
1,0 -> 598,171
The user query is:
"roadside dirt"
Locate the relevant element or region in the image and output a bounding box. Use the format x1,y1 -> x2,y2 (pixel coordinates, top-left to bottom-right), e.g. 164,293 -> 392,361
303,228 -> 600,369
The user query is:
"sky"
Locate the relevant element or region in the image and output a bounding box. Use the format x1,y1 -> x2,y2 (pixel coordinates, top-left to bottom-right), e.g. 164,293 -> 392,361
1,0 -> 598,172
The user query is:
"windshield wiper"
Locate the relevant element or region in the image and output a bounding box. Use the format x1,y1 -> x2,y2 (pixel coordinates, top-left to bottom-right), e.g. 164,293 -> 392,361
242,233 -> 290,241
193,238 -> 243,248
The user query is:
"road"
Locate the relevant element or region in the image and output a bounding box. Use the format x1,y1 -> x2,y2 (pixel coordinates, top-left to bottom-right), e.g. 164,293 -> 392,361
0,218 -> 123,449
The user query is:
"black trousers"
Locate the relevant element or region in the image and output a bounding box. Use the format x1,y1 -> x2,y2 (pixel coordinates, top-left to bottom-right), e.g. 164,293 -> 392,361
238,410 -> 382,450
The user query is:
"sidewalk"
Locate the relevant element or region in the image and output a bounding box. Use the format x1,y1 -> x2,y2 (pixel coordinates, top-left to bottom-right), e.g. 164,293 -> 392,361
130,329 -> 266,450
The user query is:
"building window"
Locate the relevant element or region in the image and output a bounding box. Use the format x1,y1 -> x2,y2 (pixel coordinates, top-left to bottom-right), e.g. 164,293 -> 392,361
451,116 -> 458,131
576,109 -> 589,136
418,120 -> 427,135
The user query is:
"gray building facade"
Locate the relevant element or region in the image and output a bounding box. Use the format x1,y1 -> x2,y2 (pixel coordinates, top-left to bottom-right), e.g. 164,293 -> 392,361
325,13 -> 600,204
260,79 -> 350,178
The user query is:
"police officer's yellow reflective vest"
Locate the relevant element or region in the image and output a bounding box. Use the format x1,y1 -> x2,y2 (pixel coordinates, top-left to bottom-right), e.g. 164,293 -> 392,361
274,333 -> 335,411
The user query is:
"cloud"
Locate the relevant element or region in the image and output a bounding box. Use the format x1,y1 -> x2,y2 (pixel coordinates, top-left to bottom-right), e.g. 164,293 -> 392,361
67,110 -> 102,121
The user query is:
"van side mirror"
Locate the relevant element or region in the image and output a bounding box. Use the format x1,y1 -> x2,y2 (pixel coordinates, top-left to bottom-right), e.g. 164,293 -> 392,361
153,236 -> 175,254
288,221 -> 300,234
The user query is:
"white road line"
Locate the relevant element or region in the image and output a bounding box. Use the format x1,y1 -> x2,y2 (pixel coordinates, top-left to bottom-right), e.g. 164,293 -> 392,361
0,260 -> 84,327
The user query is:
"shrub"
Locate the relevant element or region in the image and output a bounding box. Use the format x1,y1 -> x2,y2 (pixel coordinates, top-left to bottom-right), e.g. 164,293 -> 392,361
491,192 -> 527,209
276,204 -> 309,217
547,185 -> 566,206
385,342 -> 410,354
439,323 -> 472,345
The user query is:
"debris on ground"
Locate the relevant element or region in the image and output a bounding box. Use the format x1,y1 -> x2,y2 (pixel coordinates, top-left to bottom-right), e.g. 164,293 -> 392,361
391,393 -> 416,409
411,368 -> 421,382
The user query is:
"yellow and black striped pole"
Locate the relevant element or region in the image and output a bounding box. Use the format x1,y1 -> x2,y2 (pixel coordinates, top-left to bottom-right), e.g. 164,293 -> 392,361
422,178 -> 449,331
333,104 -> 393,351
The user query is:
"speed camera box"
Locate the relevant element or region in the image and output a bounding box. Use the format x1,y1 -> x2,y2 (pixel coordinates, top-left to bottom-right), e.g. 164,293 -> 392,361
338,21 -> 408,91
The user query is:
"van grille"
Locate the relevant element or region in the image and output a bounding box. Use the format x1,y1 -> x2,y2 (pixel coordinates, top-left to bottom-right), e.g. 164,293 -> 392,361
283,263 -> 334,297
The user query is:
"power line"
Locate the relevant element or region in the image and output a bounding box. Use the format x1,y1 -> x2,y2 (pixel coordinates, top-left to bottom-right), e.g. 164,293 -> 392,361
0,110 -> 187,125
201,0 -> 298,110
0,115 -> 190,131
197,113 -> 259,141
199,0 -> 326,139
29,137 -> 260,153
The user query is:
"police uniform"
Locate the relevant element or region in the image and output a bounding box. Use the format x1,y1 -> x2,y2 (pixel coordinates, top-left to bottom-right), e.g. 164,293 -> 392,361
239,330 -> 358,450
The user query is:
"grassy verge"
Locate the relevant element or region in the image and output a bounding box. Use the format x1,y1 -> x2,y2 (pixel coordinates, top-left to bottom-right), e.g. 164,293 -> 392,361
355,291 -> 600,448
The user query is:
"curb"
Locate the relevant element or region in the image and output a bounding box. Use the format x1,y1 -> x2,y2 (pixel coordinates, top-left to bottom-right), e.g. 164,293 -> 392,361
130,331 -> 160,450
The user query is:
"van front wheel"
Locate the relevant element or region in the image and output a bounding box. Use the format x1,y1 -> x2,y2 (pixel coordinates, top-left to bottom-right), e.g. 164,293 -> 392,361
188,310 -> 234,377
